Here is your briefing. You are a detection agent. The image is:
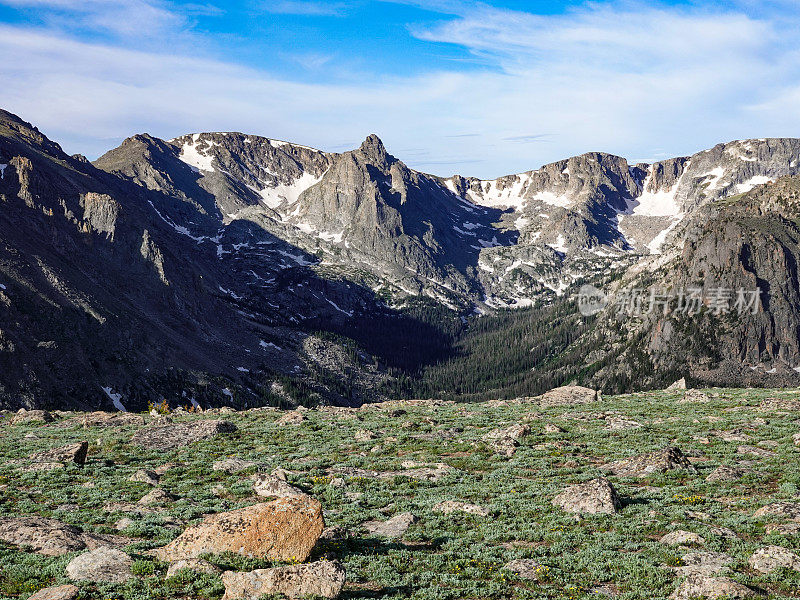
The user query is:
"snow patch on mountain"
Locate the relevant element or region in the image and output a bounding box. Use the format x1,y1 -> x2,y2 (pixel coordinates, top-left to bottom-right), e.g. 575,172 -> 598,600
178,134 -> 216,173
735,175 -> 773,194
259,171 -> 323,209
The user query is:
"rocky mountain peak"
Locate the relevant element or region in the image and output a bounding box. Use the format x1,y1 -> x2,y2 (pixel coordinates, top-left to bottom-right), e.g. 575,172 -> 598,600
358,134 -> 389,164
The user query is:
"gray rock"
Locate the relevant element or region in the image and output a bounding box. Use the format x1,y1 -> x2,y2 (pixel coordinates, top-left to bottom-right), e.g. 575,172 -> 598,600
221,560 -> 345,600
666,378 -> 687,390
362,512 -> 417,538
27,585 -> 80,600
706,465 -> 747,482
601,447 -> 695,477
540,386 -> 599,407
166,558 -> 221,578
252,473 -> 305,498
0,516 -> 125,556
670,551 -> 734,576
660,530 -> 705,546
129,469 -> 160,485
753,502 -> 800,520
748,545 -> 800,573
670,574 -> 761,599
28,441 -> 88,466
552,478 -> 621,514
433,501 -> 489,516
504,559 -> 546,580
131,419 -> 237,450
212,458 -> 258,473
65,546 -> 133,583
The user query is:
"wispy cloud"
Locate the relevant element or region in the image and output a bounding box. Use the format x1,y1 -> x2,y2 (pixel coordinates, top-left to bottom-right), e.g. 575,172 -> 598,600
1,1 -> 800,178
264,1 -> 348,16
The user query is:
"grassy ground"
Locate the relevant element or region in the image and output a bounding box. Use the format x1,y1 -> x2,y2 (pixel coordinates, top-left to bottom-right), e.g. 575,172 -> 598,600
1,388 -> 800,599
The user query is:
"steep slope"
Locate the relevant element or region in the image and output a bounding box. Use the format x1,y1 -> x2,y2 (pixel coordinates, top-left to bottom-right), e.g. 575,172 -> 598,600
0,111 -> 397,411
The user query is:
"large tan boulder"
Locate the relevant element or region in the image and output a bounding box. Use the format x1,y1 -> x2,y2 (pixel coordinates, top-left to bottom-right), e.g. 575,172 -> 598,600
131,419 -> 237,451
151,496 -> 324,563
552,478 -> 621,514
670,574 -> 761,599
27,585 -> 80,600
221,560 -> 345,600
539,386 -> 599,407
601,447 -> 695,478
65,546 -> 133,583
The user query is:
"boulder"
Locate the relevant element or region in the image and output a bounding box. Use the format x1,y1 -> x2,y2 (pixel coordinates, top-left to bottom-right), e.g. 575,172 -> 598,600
748,545 -> 800,574
166,558 -> 221,578
252,474 -> 305,498
601,447 -> 695,477
0,516 -> 124,556
221,560 -> 345,600
660,530 -> 705,546
129,469 -> 160,485
28,442 -> 88,466
504,559 -> 547,580
27,585 -> 80,600
433,501 -> 489,516
552,478 -> 621,514
139,488 -> 175,505
540,385 -> 599,407
362,512 -> 417,538
213,458 -> 258,473
705,466 -> 746,482
131,419 -> 237,451
65,546 -> 133,583
483,424 -> 530,457
669,551 -> 734,576
736,445 -> 776,458
667,378 -> 687,390
11,410 -> 54,424
753,502 -> 800,521
151,496 -> 324,563
275,411 -> 305,426
670,574 -> 761,599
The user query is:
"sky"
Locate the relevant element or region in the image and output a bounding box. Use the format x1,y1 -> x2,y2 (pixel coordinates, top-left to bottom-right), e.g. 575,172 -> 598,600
1,0 -> 799,178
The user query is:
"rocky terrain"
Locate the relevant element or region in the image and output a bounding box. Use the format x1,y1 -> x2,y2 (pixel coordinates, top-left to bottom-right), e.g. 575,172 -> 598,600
3,106 -> 800,410
2,385 -> 800,599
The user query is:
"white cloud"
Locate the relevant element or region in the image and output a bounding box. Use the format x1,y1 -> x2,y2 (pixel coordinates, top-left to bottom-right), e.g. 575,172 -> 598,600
0,2 -> 799,178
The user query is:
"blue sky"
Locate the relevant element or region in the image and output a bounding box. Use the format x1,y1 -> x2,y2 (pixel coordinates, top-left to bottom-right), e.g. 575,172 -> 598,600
1,0 -> 799,178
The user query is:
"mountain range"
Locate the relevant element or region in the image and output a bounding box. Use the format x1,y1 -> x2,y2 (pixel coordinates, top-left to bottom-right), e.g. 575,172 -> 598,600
2,108 -> 800,410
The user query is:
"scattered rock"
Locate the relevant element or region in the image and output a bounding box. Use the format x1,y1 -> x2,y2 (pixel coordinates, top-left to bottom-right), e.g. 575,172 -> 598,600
660,530 -> 705,546
705,466 -> 747,482
139,488 -> 175,505
28,441 -> 88,467
166,558 -> 221,578
11,410 -> 54,424
667,378 -> 687,390
433,501 -> 489,516
543,423 -> 565,434
483,424 -> 530,457
504,559 -> 546,580
221,560 -> 345,600
27,585 -> 80,600
362,512 -> 417,538
753,502 -> 800,521
670,551 -> 734,576
65,546 -> 133,583
736,445 -> 776,458
151,496 -> 324,563
540,386 -> 599,407
669,574 -> 761,599
748,545 -> 800,573
0,517 -> 124,556
213,458 -> 258,473
354,429 -> 378,442
679,390 -> 710,404
129,469 -> 160,485
114,518 -> 134,531
276,411 -> 305,426
552,478 -> 621,514
252,473 -> 305,498
605,416 -> 642,430
765,522 -> 800,535
601,447 -> 695,477
131,419 -> 237,451
73,411 -> 146,427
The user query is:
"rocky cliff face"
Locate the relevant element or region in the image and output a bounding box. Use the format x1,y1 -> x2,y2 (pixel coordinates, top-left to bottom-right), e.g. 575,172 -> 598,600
2,106 -> 800,408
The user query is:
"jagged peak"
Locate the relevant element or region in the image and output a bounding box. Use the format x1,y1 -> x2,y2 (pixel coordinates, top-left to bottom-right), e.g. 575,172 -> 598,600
358,133 -> 389,163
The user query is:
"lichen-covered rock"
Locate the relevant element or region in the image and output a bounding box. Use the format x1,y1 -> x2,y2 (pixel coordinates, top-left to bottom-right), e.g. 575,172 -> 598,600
252,474 -> 305,498
552,478 -> 621,514
748,545 -> 800,574
504,559 -> 547,580
753,502 -> 800,521
65,546 -> 133,583
539,386 -> 599,407
151,496 -> 324,563
483,424 -> 530,457
362,512 -> 417,538
129,469 -> 160,485
669,551 -> 734,576
0,517 -> 124,556
433,501 -> 489,516
27,585 -> 80,600
660,530 -> 705,546
11,410 -> 54,424
131,419 -> 237,450
669,574 -> 761,599
213,458 -> 258,473
166,558 -> 221,578
28,442 -> 88,466
221,560 -> 345,600
601,447 -> 695,477
705,466 -> 746,482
